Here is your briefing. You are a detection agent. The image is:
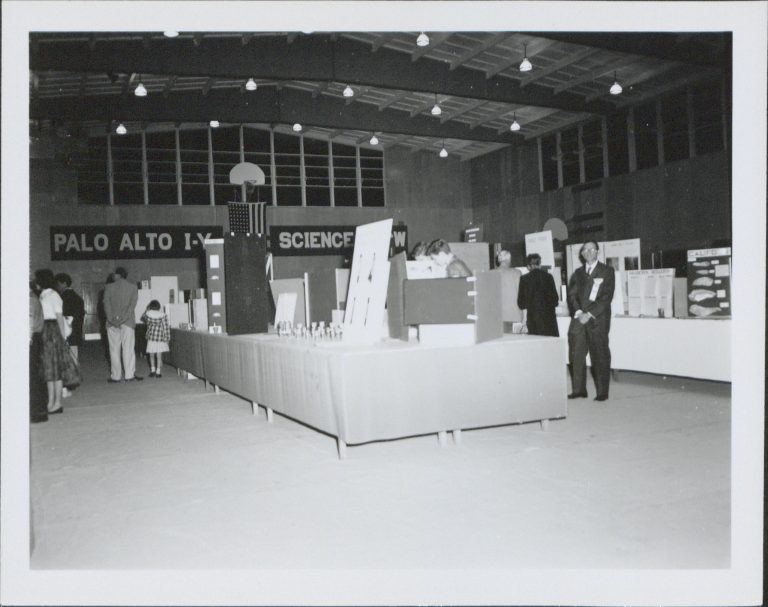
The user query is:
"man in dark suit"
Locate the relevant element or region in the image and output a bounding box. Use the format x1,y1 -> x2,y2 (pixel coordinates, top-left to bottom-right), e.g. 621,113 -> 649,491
566,241 -> 615,401
517,253 -> 560,336
55,273 -> 85,362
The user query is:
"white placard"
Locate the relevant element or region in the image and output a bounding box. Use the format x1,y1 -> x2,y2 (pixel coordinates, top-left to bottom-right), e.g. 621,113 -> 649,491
524,230 -> 555,268
211,292 -> 221,306
209,254 -> 219,269
274,292 -> 298,324
343,218 -> 393,343
627,269 -> 675,318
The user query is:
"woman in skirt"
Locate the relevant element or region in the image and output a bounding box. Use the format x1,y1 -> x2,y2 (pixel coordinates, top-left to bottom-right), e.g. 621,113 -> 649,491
141,300 -> 170,378
35,269 -> 79,414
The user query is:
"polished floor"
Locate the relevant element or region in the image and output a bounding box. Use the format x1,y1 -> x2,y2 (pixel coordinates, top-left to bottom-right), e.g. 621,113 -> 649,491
29,340 -> 731,574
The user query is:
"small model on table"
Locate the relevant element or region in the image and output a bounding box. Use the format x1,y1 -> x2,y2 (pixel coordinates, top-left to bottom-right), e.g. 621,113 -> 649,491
566,241 -> 615,402
517,253 -> 559,337
427,239 -> 472,278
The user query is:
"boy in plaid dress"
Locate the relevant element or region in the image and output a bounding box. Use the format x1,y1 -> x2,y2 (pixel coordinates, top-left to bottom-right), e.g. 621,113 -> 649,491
141,300 -> 171,378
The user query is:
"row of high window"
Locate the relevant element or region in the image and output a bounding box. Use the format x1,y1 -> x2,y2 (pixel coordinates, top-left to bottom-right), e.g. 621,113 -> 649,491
76,126 -> 385,207
539,79 -> 729,191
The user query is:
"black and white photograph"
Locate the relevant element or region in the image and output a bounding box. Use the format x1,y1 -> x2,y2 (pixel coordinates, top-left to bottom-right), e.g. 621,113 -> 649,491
1,1 -> 765,605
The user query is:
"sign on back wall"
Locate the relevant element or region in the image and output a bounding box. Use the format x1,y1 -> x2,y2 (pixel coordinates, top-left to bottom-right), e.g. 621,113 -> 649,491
269,224 -> 408,257
50,226 -> 223,260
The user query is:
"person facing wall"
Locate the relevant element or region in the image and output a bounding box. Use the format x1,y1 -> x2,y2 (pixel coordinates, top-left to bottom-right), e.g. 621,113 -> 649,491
103,267 -> 143,383
517,253 -> 560,337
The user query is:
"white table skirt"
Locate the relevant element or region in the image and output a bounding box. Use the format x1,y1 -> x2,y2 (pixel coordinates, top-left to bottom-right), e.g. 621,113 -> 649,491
171,330 -> 568,445
556,316 -> 731,382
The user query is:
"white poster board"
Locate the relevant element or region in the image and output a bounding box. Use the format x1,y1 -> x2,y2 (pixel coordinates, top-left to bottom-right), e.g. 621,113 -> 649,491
603,238 -> 641,314
627,269 -> 675,318
274,292 -> 298,325
135,288 -> 154,323
343,219 -> 393,343
335,269 -> 350,309
150,275 -> 179,306
524,230 -> 555,268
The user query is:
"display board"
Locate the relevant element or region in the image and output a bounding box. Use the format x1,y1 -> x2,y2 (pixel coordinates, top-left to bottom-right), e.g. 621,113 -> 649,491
269,278 -> 306,326
150,275 -> 179,306
135,288 -> 154,324
204,239 -> 227,331
306,268 -> 338,324
626,269 -> 675,318
386,252 -> 409,341
686,247 -> 731,318
448,242 -> 490,275
524,230 -> 555,268
335,269 -> 350,309
224,233 -> 269,336
166,303 -> 190,328
343,219 -> 393,343
493,268 -> 523,323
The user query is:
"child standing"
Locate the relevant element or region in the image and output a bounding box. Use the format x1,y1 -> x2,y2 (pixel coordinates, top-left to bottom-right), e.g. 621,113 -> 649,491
141,300 -> 170,378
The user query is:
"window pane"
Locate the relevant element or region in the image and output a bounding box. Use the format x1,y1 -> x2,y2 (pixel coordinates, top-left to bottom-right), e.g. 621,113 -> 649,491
560,127 -> 580,187
77,137 -> 109,204
692,81 -> 724,155
179,128 -> 210,205
242,127 -> 273,204
211,126 -> 240,205
634,101 -> 658,171
661,89 -> 689,163
273,132 -> 302,205
541,135 -> 558,191
110,133 -> 143,205
146,130 -> 177,205
582,120 -> 604,182
304,138 -> 330,207
606,110 -> 629,176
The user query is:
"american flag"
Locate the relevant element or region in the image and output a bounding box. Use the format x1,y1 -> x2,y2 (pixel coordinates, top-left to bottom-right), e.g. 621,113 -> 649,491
228,202 -> 266,234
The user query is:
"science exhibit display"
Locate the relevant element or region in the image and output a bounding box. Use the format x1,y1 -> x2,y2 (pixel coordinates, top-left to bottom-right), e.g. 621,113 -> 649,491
203,238 -> 227,331
343,218 -> 393,343
524,230 -> 555,268
626,268 -> 675,318
686,248 -> 731,318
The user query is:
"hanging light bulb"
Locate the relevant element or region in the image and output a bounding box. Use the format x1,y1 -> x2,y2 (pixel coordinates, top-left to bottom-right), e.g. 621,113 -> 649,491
510,114 -> 521,132
292,123 -> 303,132
369,134 -> 379,145
439,146 -> 448,158
245,78 -> 258,91
209,120 -> 220,128
116,123 -> 127,135
342,84 -> 354,98
431,93 -> 442,116
163,31 -> 179,38
519,44 -> 532,72
609,72 -> 623,95
134,79 -> 147,97
416,32 -> 430,47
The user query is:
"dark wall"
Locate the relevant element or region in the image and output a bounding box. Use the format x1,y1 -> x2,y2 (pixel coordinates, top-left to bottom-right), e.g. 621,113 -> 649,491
470,147 -> 731,264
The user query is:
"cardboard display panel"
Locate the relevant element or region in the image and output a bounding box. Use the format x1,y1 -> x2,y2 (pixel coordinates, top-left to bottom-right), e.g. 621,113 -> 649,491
269,279 -> 306,326
403,278 -> 475,325
473,271 -> 503,343
306,268 -> 338,324
150,276 -> 179,306
686,247 -> 731,318
493,268 -> 523,322
224,233 -> 269,335
386,252 -> 409,341
204,239 -> 227,331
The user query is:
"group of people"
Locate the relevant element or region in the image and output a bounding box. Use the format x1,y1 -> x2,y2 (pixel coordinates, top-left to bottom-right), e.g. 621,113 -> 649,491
29,266 -> 172,423
409,238 -> 616,402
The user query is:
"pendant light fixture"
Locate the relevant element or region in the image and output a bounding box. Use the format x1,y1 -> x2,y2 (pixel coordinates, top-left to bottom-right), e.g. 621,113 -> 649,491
510,114 -> 521,132
431,93 -> 442,116
245,78 -> 258,91
519,44 -> 532,72
292,123 -> 303,132
163,31 -> 179,38
416,32 -> 430,47
134,76 -> 147,97
116,123 -> 127,135
342,84 -> 354,98
439,141 -> 448,158
609,72 -> 623,95
209,120 -> 220,128
369,133 -> 379,145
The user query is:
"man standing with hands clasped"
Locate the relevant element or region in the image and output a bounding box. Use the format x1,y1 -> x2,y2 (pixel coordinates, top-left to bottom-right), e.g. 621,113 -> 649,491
567,241 -> 615,401
104,267 -> 143,383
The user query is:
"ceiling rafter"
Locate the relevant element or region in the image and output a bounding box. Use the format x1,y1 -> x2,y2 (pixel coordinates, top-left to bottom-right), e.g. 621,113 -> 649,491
469,105 -> 519,130
378,90 -> 409,111
615,68 -> 719,109
201,77 -> 215,96
312,81 -> 329,99
449,32 -> 510,71
440,99 -> 488,124
346,86 -> 371,105
121,72 -> 137,97
484,37 -> 559,79
371,34 -> 396,52
554,55 -> 642,95
383,133 -> 413,148
584,61 -> 684,102
409,95 -> 444,118
519,47 -> 600,88
163,75 -> 177,97
411,32 -> 452,61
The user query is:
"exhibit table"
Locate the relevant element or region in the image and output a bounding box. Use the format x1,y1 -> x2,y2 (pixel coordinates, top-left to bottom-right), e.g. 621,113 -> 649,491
555,316 -> 731,382
170,329 -> 567,457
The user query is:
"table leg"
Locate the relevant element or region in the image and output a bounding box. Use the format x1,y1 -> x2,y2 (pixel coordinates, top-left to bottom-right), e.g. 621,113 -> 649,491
266,407 -> 274,423
438,431 -> 448,447
214,384 -> 220,395
337,438 -> 347,460
251,401 -> 259,416
204,379 -> 210,391
540,419 -> 550,431
452,429 -> 462,445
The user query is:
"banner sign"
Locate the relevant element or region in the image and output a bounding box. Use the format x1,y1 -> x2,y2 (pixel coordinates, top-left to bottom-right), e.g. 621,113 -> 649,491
269,224 -> 408,257
50,225 -> 223,260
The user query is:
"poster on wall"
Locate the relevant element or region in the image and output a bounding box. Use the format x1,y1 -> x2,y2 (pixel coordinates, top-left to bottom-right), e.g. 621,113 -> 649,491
525,230 -> 555,268
343,219 -> 393,343
626,269 -> 675,318
686,248 -> 732,318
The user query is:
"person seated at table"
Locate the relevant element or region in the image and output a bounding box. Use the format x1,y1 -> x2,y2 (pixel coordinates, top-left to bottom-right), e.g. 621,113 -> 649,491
427,239 -> 472,278
410,241 -> 429,261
